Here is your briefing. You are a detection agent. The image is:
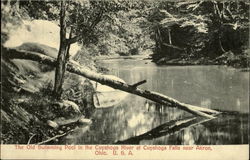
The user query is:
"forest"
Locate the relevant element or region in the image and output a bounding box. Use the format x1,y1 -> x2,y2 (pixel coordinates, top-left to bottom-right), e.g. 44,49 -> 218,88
1,0 -> 249,145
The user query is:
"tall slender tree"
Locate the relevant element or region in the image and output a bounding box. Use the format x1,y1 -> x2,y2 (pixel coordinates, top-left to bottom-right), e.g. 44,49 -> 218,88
53,0 -> 68,98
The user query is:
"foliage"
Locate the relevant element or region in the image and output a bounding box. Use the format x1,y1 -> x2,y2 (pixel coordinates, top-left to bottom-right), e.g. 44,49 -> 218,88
146,0 -> 249,65
93,8 -> 154,56
2,0 -> 249,60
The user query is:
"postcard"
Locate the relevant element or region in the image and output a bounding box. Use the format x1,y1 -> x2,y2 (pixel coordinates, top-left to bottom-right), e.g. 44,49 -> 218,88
1,0 -> 249,159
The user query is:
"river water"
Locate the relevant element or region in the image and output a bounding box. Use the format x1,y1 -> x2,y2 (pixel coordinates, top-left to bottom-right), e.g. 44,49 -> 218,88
66,57 -> 249,145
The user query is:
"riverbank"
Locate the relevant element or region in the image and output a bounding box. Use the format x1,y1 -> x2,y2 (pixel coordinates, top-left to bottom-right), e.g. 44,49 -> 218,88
1,69 -> 96,144
95,54 -> 150,61
1,44 -> 99,144
150,51 -> 250,71
96,52 -> 250,72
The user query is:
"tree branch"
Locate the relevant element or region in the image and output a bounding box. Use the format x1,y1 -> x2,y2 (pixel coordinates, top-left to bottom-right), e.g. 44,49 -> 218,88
4,47 -> 220,118
131,80 -> 147,88
67,10 -> 104,45
36,129 -> 74,145
67,34 -> 81,45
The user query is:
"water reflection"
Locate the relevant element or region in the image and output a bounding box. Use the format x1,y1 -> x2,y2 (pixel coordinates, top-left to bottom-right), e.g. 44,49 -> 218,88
139,113 -> 248,145
65,59 -> 249,145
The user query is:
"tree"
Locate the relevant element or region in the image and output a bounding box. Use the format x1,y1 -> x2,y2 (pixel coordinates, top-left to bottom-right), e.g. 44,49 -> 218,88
53,0 -> 67,98
53,0 -> 128,99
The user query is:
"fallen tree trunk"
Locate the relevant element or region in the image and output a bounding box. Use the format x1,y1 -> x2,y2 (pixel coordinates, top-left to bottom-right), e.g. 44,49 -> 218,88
3,47 -> 220,118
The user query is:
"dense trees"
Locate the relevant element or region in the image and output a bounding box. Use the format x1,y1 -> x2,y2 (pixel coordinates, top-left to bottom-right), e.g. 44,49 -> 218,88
2,0 -> 249,98
147,1 -> 249,66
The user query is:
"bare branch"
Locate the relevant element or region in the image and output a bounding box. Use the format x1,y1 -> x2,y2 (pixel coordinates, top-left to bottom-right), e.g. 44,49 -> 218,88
131,80 -> 147,88
67,34 -> 82,44
27,134 -> 36,144
36,129 -> 74,145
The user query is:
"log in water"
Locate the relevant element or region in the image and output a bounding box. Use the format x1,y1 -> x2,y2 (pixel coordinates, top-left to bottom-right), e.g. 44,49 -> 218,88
4,47 -> 219,118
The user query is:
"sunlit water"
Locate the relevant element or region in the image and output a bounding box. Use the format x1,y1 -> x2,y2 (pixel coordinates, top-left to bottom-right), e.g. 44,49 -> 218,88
65,58 -> 249,145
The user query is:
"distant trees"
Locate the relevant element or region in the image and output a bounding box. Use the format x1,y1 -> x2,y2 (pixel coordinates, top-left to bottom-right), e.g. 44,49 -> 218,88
203,1 -> 249,57
95,7 -> 155,56
146,1 -> 249,61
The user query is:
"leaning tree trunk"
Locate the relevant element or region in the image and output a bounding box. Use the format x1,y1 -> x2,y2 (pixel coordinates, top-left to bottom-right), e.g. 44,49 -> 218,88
3,47 -> 220,119
54,0 -> 68,99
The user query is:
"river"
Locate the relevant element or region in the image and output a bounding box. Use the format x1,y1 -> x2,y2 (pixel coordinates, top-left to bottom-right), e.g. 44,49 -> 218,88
65,57 -> 249,145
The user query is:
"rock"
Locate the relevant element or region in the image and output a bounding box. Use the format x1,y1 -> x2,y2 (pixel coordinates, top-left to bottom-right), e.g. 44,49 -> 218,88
62,100 -> 81,113
213,51 -> 235,64
78,117 -> 92,125
156,57 -> 168,64
52,100 -> 81,118
53,116 -> 82,126
47,120 -> 59,129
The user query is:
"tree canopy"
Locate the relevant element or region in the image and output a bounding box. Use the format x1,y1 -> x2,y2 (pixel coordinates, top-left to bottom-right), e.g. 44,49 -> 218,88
2,0 -> 249,63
